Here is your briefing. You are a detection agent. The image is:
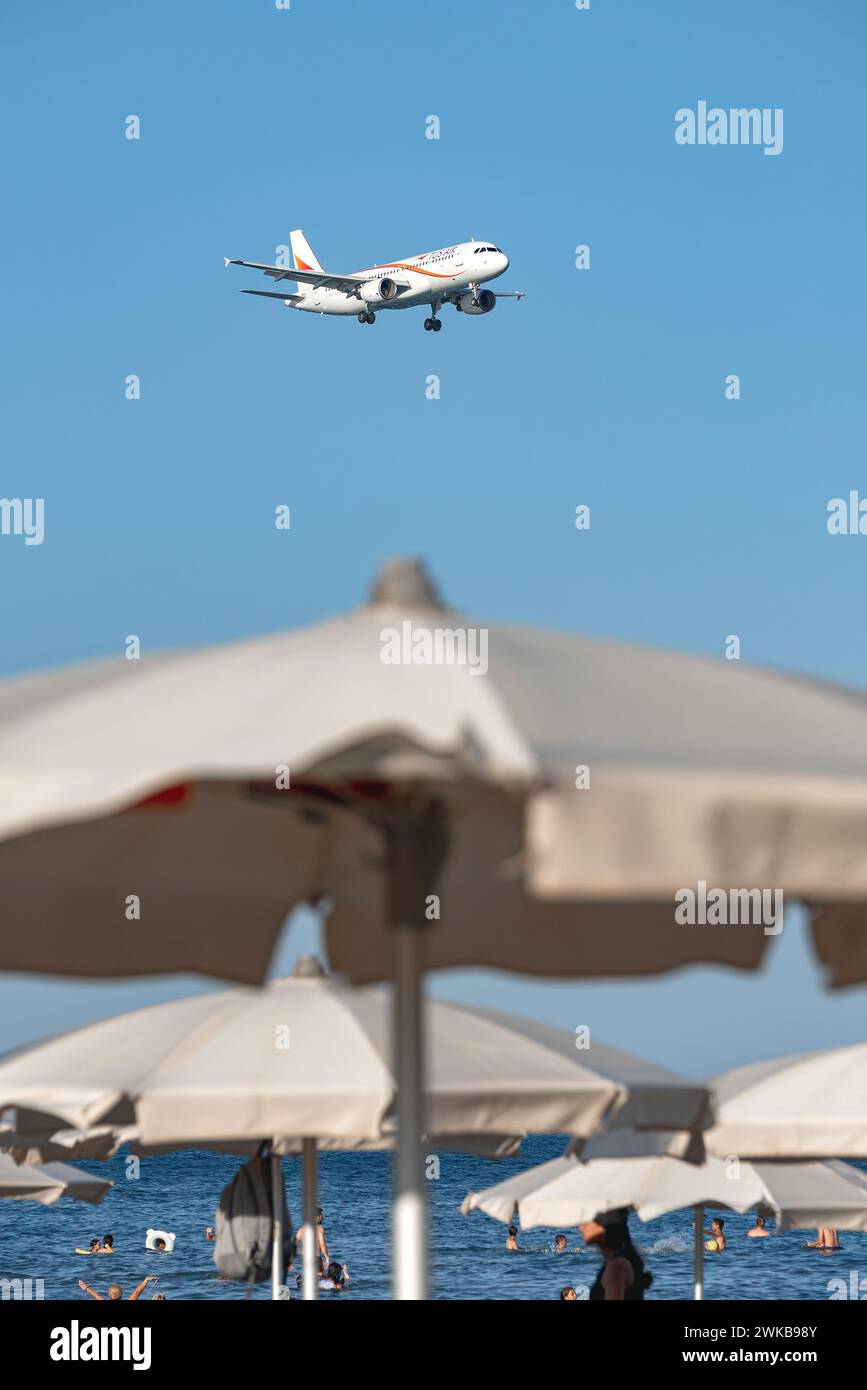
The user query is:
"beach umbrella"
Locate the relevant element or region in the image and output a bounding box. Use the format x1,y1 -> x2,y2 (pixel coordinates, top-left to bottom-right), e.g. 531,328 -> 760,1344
461,1131 -> 867,1299
0,1151 -> 111,1206
0,1123 -> 133,1166
4,558 -> 867,988
3,557 -> 867,1296
0,959 -> 709,1298
705,1043 -> 867,1160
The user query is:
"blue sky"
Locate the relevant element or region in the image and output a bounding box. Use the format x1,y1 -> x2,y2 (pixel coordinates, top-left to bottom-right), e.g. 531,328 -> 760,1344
1,0 -> 865,1073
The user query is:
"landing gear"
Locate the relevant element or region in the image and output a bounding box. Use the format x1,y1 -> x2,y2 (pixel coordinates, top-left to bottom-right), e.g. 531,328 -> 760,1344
423,316 -> 442,332
358,311 -> 375,324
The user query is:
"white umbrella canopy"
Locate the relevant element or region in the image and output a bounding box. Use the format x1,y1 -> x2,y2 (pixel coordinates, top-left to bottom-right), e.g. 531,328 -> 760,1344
0,1123 -> 133,1166
0,967 -> 710,1147
754,1160 -> 867,1234
705,1043 -> 867,1159
1,557 -> 867,986
461,1149 -> 767,1228
0,1152 -> 111,1206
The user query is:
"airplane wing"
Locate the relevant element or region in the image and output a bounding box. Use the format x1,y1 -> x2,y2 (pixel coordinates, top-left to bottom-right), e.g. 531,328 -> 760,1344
225,257 -> 414,297
240,289 -> 304,303
226,257 -> 366,295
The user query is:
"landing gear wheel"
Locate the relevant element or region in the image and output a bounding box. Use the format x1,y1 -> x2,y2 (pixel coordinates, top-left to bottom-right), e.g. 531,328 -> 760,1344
432,319 -> 442,332
358,312 -> 367,324
424,318 -> 433,331
367,311 -> 375,323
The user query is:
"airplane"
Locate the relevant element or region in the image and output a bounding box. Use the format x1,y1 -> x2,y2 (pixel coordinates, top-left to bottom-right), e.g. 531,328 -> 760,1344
225,229 -> 525,331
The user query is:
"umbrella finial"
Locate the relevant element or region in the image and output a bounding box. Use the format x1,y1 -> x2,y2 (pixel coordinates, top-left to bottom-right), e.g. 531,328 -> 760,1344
367,557 -> 446,610
292,954 -> 327,979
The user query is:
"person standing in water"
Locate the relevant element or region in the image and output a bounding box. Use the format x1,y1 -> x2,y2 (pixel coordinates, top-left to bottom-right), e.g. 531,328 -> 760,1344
554,1234 -> 568,1253
295,1206 -> 329,1272
580,1210 -> 652,1301
505,1225 -> 520,1251
704,1217 -> 726,1251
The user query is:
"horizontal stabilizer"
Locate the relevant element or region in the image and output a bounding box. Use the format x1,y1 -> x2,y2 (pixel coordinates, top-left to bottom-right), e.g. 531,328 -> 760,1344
240,289 -> 303,303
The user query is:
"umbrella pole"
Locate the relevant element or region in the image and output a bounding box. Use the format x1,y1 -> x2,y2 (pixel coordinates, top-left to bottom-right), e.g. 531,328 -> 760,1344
271,1146 -> 284,1301
393,923 -> 426,1301
301,1137 -> 318,1301
694,1205 -> 704,1301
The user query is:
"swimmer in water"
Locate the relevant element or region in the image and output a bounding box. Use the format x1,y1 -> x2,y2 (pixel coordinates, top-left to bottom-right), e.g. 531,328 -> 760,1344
747,1216 -> 770,1238
805,1228 -> 841,1251
560,1286 -> 578,1300
98,1234 -> 114,1253
79,1277 -> 159,1301
153,1237 -> 168,1252
704,1217 -> 726,1251
88,1239 -> 100,1254
318,1261 -> 349,1292
506,1225 -> 520,1251
554,1234 -> 568,1253
205,1226 -> 216,1242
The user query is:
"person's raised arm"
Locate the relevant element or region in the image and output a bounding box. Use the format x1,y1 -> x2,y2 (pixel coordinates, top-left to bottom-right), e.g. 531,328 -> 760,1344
130,1276 -> 158,1301
79,1280 -> 103,1300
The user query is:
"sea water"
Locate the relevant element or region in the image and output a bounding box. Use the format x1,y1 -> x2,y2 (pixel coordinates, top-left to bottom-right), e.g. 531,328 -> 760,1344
1,1137 -> 863,1301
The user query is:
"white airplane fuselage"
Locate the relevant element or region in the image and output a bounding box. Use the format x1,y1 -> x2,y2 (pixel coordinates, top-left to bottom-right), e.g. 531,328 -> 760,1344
294,241 -> 509,314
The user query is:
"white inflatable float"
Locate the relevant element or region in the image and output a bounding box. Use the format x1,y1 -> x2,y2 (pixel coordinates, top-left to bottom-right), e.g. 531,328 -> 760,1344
146,1228 -> 176,1252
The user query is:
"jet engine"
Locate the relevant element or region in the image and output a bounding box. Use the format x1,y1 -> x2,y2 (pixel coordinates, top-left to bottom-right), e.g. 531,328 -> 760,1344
455,289 -> 496,314
360,277 -> 398,303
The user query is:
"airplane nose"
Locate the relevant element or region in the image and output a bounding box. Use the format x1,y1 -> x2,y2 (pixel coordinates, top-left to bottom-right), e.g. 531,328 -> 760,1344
500,252 -> 510,273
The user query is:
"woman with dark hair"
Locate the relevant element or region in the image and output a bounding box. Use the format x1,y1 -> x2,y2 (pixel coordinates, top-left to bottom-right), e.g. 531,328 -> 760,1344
580,1210 -> 652,1301
318,1260 -> 350,1292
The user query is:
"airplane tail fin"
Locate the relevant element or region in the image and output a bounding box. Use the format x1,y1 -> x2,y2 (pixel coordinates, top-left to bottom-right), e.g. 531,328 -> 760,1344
289,229 -> 324,274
